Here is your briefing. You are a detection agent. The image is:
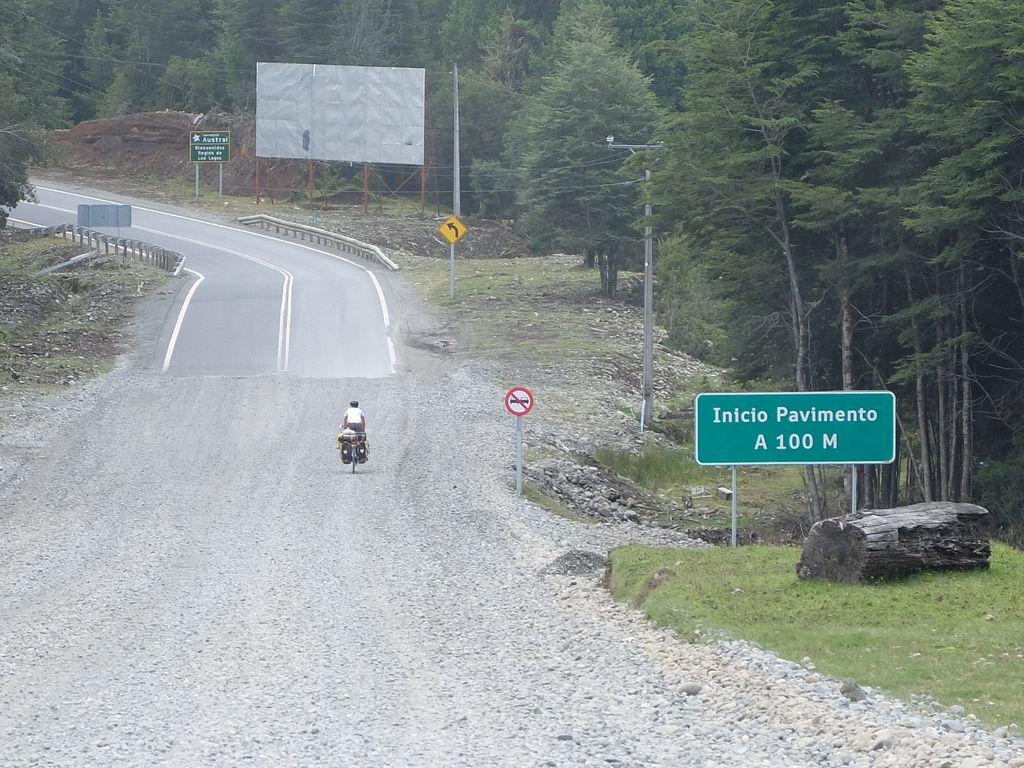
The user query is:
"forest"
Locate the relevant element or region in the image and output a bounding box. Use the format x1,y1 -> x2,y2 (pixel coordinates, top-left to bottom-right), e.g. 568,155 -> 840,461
1,0 -> 1023,543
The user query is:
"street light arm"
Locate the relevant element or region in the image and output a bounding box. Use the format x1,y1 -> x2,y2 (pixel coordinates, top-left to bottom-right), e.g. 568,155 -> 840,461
606,139 -> 663,154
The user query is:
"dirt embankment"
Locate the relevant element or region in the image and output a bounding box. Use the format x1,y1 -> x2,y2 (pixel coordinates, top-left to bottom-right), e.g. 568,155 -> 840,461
48,111 -> 529,261
0,228 -> 168,394
52,111 -> 275,197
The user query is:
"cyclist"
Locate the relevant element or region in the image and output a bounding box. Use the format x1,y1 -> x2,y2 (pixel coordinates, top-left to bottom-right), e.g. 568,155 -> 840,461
341,400 -> 366,433
339,400 -> 369,462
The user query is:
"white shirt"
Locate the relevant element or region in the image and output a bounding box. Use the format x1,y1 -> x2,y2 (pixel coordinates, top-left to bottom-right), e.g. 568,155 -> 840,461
343,406 -> 365,427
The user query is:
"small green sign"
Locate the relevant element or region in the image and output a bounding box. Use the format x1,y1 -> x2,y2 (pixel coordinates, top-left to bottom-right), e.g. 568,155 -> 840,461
694,391 -> 896,466
189,131 -> 230,162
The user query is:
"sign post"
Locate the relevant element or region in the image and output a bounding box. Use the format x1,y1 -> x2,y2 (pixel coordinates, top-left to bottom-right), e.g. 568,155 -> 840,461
438,214 -> 467,300
189,131 -> 231,197
731,465 -> 738,547
504,386 -> 534,495
694,391 -> 896,466
695,391 -> 897,541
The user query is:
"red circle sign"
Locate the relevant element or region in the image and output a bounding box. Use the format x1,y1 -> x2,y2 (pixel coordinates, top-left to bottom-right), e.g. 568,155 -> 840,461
504,387 -> 534,416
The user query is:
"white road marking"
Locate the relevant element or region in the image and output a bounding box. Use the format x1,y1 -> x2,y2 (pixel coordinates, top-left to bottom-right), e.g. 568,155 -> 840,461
22,195 -> 295,373
162,268 -> 205,371
132,227 -> 294,373
32,186 -> 393,368
278,268 -> 293,372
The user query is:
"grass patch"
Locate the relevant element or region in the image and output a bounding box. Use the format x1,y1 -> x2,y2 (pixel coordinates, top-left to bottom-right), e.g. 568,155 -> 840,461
596,444 -> 711,489
594,443 -> 816,531
607,542 -> 1024,730
403,253 -> 626,371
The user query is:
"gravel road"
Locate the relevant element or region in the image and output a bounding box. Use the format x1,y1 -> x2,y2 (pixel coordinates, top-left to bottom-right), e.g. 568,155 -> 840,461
0,275 -> 1021,768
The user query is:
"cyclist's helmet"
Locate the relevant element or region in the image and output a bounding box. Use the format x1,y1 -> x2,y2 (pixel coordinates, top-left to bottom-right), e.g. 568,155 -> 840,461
350,400 -> 359,407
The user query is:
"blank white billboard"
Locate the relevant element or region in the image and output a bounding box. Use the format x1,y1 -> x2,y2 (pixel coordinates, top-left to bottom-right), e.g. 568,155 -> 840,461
256,62 -> 425,165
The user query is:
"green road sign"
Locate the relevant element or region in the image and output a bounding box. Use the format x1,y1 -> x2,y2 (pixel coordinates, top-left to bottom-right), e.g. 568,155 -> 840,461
189,131 -> 230,162
694,391 -> 896,466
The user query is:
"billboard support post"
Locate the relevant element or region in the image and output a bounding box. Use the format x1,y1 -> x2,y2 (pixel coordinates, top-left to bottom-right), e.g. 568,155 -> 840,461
363,163 -> 369,214
308,160 -> 315,209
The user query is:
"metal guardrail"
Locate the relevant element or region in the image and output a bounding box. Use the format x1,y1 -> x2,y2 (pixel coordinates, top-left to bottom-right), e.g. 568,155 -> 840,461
236,214 -> 400,271
25,224 -> 185,275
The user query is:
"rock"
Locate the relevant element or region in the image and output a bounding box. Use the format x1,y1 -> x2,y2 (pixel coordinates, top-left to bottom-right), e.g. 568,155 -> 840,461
850,728 -> 896,752
680,683 -> 703,696
840,679 -> 866,702
540,551 -> 607,575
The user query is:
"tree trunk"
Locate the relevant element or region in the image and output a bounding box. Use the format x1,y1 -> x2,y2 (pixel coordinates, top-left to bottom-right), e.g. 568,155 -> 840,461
796,501 -> 990,583
880,461 -> 893,508
838,231 -> 855,509
905,262 -> 934,501
596,251 -> 618,298
863,464 -> 876,510
958,262 -> 973,500
937,341 -> 949,500
946,346 -> 954,501
960,339 -> 972,499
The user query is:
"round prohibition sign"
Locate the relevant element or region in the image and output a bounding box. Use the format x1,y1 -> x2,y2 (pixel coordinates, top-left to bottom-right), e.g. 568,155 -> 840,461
504,386 -> 534,416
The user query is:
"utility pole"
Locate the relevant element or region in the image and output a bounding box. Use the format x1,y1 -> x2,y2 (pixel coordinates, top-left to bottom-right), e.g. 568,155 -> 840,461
607,136 -> 662,431
450,63 -> 461,300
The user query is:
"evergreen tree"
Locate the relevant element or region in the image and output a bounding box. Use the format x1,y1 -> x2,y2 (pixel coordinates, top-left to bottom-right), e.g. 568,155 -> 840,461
329,0 -> 402,66
216,0 -> 282,108
904,0 -> 1024,508
0,0 -> 72,224
277,0 -> 335,63
654,0 -> 819,389
479,9 -> 543,92
505,0 -> 661,297
606,0 -> 688,108
90,0 -> 220,114
24,0 -> 106,122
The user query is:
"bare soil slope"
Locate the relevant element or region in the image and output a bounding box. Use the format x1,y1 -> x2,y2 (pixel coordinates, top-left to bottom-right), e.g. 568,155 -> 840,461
49,111 -> 529,261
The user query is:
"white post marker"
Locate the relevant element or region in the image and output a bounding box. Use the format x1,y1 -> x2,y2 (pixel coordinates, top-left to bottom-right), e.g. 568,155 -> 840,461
504,386 -> 534,495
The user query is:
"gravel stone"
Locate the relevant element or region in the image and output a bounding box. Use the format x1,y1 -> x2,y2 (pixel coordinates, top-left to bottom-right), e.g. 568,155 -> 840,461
0,241 -> 1021,767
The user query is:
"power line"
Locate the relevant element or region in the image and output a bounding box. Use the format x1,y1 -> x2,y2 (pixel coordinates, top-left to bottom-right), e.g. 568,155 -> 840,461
1,6 -> 651,199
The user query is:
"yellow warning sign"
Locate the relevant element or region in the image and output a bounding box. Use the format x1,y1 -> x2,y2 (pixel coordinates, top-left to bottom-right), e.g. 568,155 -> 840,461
438,215 -> 467,244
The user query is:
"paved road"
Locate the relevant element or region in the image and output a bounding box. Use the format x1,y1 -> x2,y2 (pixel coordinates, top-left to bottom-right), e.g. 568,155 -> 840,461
12,185 -> 395,378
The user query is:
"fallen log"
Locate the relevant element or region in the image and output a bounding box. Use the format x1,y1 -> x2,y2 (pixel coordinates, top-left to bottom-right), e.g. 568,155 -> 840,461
796,501 -> 990,583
